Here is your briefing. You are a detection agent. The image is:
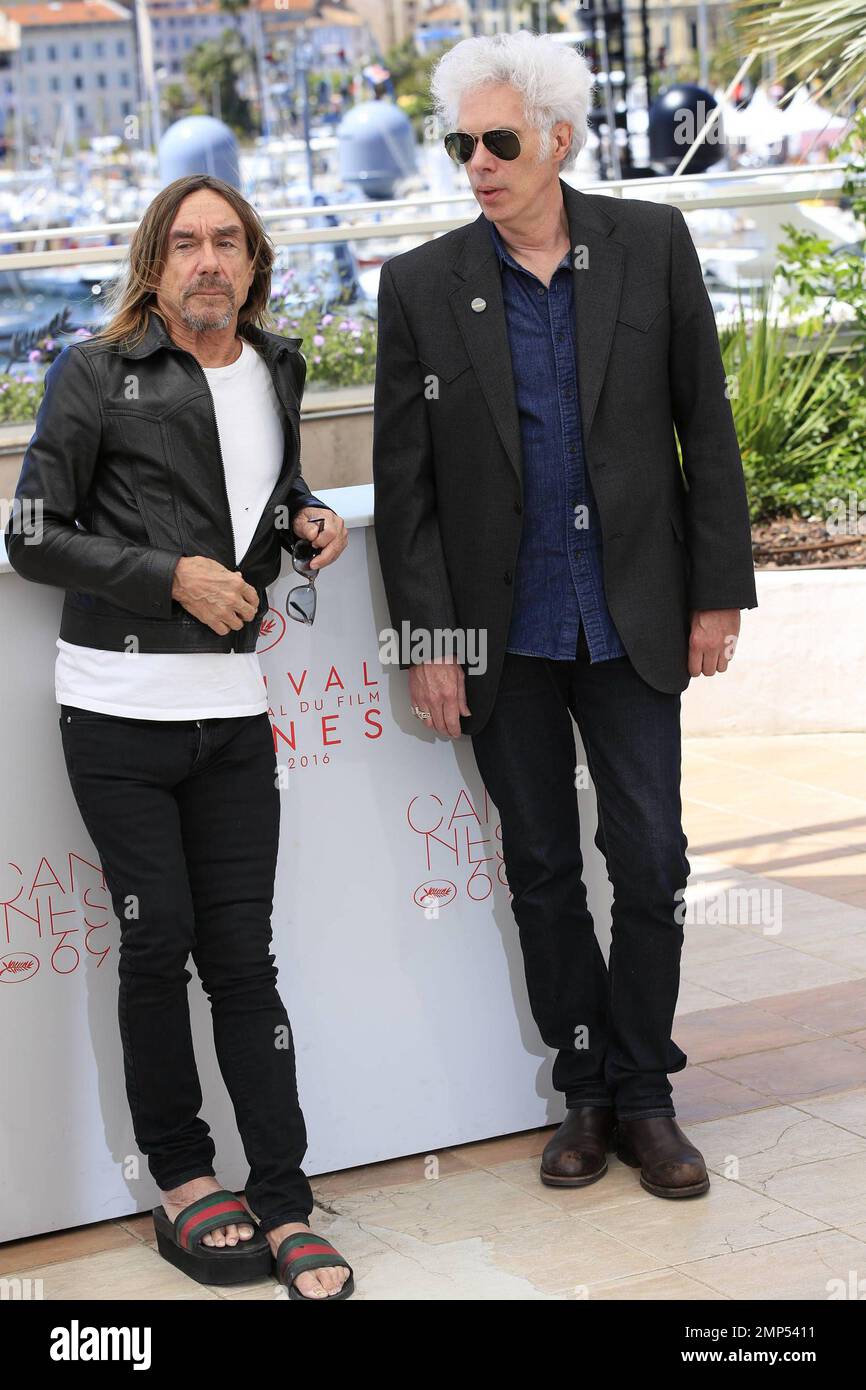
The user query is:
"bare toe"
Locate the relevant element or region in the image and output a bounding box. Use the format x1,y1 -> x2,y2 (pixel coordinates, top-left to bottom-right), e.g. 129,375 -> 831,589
294,1271 -> 328,1299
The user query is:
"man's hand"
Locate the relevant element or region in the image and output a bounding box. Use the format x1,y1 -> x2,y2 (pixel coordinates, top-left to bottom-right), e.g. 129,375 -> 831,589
171,556 -> 260,636
292,506 -> 348,569
688,608 -> 741,676
409,658 -> 471,738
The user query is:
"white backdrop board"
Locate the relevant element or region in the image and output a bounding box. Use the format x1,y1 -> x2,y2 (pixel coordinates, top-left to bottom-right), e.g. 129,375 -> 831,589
0,486 -> 613,1242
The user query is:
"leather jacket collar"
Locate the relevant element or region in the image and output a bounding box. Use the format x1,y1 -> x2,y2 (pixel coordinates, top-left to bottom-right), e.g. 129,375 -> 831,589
117,309 -> 304,365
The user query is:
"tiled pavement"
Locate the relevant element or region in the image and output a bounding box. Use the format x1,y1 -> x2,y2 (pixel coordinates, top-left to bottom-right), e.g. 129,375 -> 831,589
4,733 -> 866,1301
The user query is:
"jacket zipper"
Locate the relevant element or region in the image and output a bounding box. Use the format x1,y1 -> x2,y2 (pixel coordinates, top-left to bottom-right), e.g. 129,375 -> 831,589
170,338 -> 296,653
188,353 -> 240,652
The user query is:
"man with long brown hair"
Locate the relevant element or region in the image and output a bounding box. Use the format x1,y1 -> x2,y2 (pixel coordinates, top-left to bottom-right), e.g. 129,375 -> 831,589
5,175 -> 354,1299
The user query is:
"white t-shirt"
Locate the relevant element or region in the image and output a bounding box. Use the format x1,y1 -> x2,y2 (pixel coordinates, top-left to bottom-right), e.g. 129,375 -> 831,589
55,338 -> 285,719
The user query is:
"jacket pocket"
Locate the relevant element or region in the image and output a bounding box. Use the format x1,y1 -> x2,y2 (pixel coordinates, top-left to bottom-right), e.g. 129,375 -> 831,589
616,278 -> 671,333
418,352 -> 473,385
109,413 -> 187,551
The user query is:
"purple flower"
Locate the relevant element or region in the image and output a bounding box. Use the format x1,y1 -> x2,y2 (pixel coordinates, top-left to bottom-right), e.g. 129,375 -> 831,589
28,349 -> 42,362
321,313 -> 334,326
313,333 -> 325,346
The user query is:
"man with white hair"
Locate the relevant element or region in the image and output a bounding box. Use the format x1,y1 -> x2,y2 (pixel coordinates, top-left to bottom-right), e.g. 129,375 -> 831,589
374,32 -> 756,1199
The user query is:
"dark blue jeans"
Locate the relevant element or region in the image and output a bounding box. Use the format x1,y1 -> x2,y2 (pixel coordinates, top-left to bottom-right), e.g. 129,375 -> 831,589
470,626 -> 690,1119
58,704 -> 313,1233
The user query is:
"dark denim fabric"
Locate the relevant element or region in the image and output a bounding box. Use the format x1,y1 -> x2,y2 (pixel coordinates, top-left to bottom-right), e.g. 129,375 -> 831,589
471,626 -> 690,1118
488,217 -> 626,663
58,704 -> 313,1232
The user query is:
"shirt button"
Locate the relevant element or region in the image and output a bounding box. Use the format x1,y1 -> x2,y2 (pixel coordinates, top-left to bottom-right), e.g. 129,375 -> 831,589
504,570 -> 512,585
536,287 -> 545,296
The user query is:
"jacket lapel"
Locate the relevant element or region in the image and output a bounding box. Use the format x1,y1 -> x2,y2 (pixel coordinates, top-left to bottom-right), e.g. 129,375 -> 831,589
449,223 -> 523,483
563,180 -> 624,443
448,178 -> 624,482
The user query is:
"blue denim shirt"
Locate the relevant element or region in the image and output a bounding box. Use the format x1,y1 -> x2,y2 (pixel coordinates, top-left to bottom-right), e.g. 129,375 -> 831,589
488,218 -> 626,663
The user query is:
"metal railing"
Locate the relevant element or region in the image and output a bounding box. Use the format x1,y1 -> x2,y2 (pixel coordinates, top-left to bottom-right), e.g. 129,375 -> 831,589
0,163 -> 857,272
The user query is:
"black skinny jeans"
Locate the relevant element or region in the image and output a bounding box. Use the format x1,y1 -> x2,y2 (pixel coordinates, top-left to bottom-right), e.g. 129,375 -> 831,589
58,704 -> 313,1233
470,626 -> 691,1119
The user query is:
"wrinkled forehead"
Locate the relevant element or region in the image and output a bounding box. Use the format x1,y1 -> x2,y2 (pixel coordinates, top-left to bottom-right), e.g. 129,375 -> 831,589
169,191 -> 244,238
455,82 -> 527,131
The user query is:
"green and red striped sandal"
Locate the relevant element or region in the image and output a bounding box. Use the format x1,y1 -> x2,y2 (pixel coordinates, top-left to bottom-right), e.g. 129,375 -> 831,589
275,1230 -> 355,1301
152,1190 -> 273,1285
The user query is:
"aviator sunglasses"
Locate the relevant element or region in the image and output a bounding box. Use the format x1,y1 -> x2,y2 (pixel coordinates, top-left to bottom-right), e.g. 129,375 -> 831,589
443,128 -> 522,164
286,517 -> 325,625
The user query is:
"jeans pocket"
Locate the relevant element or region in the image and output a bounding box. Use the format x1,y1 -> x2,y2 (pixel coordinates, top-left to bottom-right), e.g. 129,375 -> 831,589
60,706 -> 116,723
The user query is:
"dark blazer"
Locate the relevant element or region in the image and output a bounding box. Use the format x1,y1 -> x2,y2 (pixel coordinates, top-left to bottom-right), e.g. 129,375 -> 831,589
372,176 -> 757,736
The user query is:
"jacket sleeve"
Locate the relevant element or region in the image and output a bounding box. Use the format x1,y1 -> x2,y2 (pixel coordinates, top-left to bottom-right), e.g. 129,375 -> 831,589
372,260 -> 457,664
3,345 -> 183,615
668,205 -> 757,612
276,346 -> 333,548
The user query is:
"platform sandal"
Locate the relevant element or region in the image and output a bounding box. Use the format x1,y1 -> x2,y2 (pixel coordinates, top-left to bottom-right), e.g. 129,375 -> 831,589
152,1190 -> 272,1286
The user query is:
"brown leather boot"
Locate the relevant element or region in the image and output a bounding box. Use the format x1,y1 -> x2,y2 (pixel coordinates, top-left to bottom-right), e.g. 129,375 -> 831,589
616,1116 -> 710,1198
540,1106 -> 618,1187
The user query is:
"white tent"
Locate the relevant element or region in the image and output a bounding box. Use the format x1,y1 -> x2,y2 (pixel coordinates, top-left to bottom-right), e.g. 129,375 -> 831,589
721,85 -> 850,158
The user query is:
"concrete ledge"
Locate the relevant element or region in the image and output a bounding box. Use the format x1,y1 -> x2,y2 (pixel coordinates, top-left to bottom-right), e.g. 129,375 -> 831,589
0,388 -> 377,501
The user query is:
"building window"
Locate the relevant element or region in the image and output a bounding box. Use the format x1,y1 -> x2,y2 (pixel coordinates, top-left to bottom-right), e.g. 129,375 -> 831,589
117,39 -> 126,56
71,43 -> 81,59
74,74 -> 84,90
49,75 -> 60,92
77,103 -> 86,120
93,40 -> 104,57
120,71 -> 129,88
46,44 -> 57,61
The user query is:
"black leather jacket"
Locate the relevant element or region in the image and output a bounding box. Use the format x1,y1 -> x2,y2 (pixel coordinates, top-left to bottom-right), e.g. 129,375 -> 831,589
3,312 -> 328,653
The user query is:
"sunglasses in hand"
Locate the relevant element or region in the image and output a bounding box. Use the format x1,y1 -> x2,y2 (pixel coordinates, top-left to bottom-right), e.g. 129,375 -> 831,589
287,517 -> 325,626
